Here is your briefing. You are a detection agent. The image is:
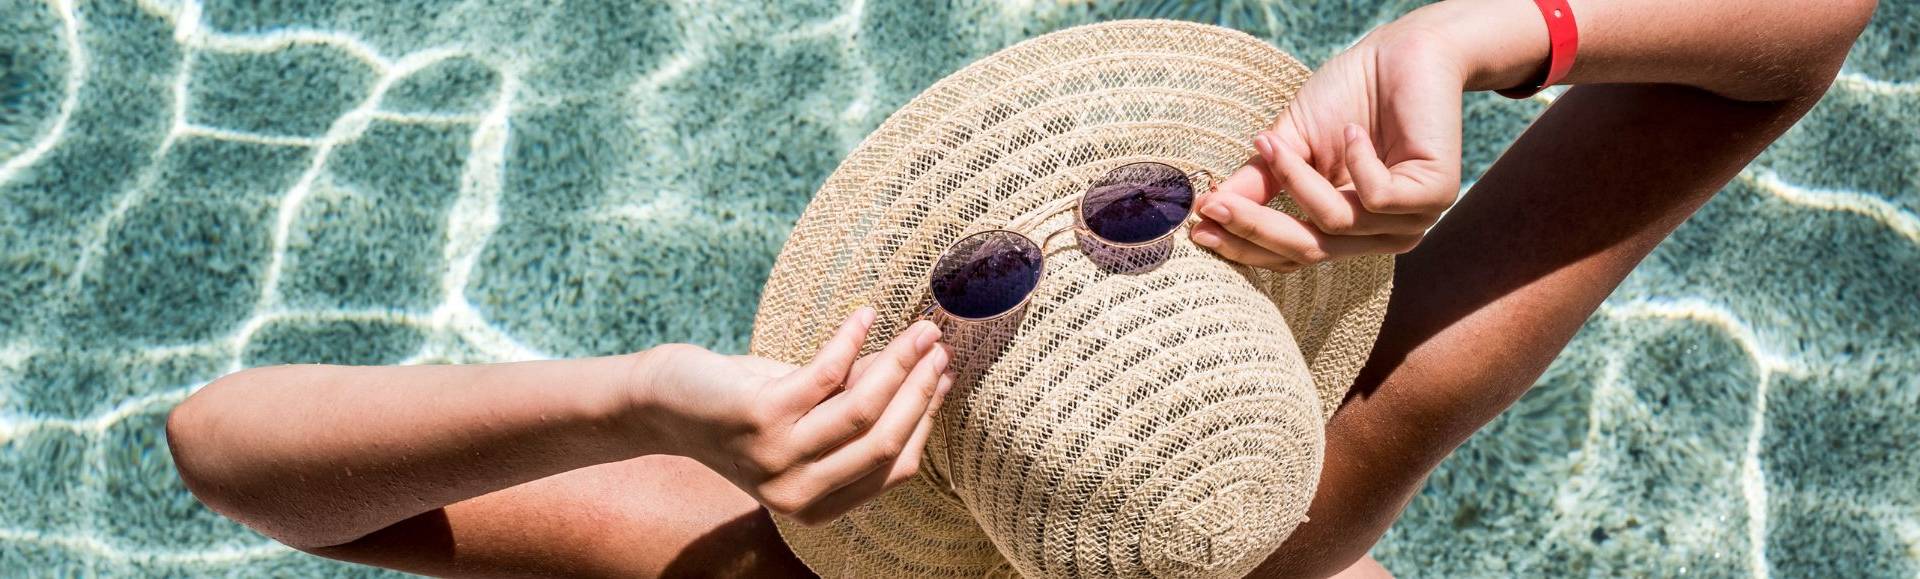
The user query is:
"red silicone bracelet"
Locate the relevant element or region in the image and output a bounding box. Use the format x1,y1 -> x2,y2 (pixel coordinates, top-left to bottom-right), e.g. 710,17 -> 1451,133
1497,0 -> 1579,99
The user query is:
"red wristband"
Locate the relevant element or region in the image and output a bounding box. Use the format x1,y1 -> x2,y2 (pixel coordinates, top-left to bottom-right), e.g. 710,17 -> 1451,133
1496,0 -> 1579,99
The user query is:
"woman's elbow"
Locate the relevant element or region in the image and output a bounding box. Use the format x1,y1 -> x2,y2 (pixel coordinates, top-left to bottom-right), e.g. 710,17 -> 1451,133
1726,0 -> 1877,103
167,370 -> 297,541
1796,0 -> 1879,98
165,373 -> 240,513
167,368 -> 357,551
1816,0 -> 1879,71
1837,0 -> 1880,38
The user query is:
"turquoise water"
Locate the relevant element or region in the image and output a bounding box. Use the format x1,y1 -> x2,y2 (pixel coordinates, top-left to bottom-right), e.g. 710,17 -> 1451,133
0,0 -> 1913,575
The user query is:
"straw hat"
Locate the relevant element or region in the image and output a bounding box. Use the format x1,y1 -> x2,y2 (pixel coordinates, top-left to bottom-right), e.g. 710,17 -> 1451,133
749,20 -> 1393,579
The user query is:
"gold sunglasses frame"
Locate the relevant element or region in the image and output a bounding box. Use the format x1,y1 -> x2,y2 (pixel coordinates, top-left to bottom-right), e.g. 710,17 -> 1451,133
919,162 -> 1219,324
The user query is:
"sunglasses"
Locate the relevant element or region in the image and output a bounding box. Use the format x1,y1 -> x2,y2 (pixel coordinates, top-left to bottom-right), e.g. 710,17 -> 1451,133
924,161 -> 1215,322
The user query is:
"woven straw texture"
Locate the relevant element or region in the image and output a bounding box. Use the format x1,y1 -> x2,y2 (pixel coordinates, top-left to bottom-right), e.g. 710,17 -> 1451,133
749,20 -> 1393,579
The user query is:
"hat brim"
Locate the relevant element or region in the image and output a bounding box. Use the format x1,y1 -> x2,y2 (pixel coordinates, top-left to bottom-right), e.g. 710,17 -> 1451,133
750,19 -> 1392,578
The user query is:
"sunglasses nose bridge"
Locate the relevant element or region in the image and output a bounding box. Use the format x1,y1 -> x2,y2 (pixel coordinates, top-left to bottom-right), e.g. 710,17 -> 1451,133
1038,225 -> 1080,253
1005,194 -> 1081,233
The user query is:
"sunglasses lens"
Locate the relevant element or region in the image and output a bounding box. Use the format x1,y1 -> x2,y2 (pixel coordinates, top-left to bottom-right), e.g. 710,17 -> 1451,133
1080,162 -> 1196,245
930,230 -> 1043,320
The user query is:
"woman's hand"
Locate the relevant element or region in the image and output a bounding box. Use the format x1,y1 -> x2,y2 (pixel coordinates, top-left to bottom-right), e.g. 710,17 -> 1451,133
1191,13 -> 1476,271
1188,0 -> 1870,273
627,308 -> 953,526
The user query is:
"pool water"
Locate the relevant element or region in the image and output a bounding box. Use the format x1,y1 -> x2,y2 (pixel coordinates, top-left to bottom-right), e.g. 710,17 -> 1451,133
0,0 -> 1914,576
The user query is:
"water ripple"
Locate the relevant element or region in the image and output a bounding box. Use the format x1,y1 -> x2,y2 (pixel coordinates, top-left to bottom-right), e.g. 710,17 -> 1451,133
1742,169 -> 1920,246
0,0 -> 84,184
0,527 -> 289,565
1834,70 -> 1920,96
1602,298 -> 1790,579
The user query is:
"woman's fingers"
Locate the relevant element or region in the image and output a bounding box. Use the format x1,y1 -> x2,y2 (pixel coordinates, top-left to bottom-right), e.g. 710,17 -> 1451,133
790,321 -> 940,452
785,460 -> 891,526
878,372 -> 950,491
1256,132 -> 1351,232
1200,196 -> 1329,264
778,344 -> 950,522
887,370 -> 953,489
1190,221 -> 1304,272
843,335 -> 885,386
1340,123 -> 1456,217
1211,163 -> 1281,206
1256,132 -> 1431,236
1200,194 -> 1421,266
1341,124 -> 1398,212
783,307 -> 877,407
810,343 -> 947,481
787,371 -> 954,526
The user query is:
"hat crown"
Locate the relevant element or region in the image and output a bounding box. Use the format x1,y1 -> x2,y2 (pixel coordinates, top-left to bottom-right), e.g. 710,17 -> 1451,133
933,216 -> 1325,578
1158,480 -> 1274,569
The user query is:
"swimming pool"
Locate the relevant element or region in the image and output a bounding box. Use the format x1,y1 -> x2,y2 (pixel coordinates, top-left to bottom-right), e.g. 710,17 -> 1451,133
0,0 -> 1913,575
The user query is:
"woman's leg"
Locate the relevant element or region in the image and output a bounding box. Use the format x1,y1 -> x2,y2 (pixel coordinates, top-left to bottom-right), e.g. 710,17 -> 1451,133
1254,83 -> 1826,578
309,454 -> 812,578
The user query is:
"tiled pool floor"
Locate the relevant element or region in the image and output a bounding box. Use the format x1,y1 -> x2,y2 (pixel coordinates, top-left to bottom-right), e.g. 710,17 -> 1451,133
1,0 -> 1915,575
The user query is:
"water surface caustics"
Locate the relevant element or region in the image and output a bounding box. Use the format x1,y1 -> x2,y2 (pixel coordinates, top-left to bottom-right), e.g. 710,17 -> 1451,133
0,0 -> 1916,576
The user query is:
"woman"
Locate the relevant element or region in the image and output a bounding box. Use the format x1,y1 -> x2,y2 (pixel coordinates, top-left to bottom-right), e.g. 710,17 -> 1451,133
165,0 -> 1876,576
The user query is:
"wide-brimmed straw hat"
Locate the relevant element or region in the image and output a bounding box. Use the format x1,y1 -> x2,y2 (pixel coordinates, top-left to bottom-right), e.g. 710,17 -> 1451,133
749,19 -> 1393,578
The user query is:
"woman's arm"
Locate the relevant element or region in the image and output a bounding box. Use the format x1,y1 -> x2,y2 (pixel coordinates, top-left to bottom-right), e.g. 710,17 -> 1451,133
1264,82 -> 1832,579
1447,0 -> 1877,102
1222,0 -> 1876,577
1190,0 -> 1878,270
167,309 -> 952,551
167,355 -> 643,549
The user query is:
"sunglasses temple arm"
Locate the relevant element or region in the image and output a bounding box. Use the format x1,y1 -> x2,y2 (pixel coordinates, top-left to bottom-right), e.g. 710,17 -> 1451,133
1184,170 -> 1223,228
908,301 -> 963,494
905,301 -> 978,494
912,303 -> 942,324
1188,169 -> 1218,189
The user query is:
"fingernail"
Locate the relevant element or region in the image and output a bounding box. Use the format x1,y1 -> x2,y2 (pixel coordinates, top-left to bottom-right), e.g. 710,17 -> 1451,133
1253,134 -> 1272,158
929,345 -> 950,370
856,307 -> 876,324
1191,229 -> 1220,247
1344,124 -> 1362,143
1201,201 -> 1229,222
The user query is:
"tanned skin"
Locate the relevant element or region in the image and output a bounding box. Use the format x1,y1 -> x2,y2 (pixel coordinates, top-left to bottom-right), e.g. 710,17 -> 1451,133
165,0 -> 1876,576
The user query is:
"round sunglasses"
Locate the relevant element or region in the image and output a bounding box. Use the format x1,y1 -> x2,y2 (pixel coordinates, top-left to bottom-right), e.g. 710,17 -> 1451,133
925,161 -> 1215,322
